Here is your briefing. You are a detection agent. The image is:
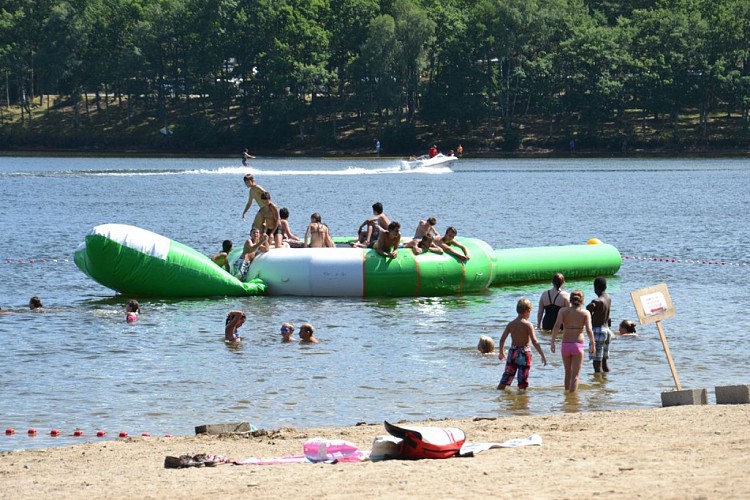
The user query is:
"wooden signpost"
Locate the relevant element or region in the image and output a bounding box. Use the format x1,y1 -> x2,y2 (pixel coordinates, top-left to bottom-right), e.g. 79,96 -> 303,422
630,284 -> 680,390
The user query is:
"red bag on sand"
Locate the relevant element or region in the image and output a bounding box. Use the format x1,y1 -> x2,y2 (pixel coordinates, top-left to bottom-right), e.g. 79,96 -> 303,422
384,421 -> 466,460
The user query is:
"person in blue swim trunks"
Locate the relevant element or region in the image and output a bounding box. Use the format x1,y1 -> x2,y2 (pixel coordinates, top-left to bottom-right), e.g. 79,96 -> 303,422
586,277 -> 612,373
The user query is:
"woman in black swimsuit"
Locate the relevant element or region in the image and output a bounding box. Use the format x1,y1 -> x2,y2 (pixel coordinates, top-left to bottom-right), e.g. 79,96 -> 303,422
537,272 -> 570,331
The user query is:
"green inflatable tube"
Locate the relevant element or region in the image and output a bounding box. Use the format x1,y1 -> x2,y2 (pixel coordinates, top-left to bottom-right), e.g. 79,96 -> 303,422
75,225 -> 621,298
75,224 -> 266,297
492,243 -> 622,285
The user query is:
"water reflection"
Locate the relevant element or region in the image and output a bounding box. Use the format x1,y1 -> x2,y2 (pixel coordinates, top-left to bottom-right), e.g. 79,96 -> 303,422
496,389 -> 531,415
561,391 -> 581,413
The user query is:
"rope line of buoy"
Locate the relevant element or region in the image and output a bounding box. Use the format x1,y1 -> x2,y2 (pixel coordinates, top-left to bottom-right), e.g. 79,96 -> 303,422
623,255 -> 748,266
4,258 -> 73,264
5,427 -> 172,438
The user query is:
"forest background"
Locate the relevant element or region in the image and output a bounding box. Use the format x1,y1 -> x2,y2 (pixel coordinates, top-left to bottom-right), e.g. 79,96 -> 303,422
1,0 -> 749,155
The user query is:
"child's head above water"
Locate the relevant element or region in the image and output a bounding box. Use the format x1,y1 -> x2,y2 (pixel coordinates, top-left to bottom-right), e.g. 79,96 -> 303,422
619,320 -> 637,335
281,322 -> 295,340
477,335 -> 495,354
299,323 -> 317,342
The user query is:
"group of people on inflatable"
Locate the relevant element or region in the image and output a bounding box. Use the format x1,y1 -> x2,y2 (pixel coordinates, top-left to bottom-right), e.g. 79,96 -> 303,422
211,174 -> 472,278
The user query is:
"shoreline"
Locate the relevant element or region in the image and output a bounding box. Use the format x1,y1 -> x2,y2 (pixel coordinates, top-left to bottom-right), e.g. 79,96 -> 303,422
2,405 -> 748,498
1,148 -> 749,160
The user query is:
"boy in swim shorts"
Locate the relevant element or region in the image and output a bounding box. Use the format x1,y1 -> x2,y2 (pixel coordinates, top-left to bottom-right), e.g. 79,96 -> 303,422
497,298 -> 547,392
586,277 -> 612,373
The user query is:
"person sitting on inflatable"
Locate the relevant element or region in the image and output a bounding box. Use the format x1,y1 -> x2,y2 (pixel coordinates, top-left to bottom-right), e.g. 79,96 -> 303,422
211,240 -> 233,272
236,228 -> 270,280
375,221 -> 401,259
353,202 -> 390,248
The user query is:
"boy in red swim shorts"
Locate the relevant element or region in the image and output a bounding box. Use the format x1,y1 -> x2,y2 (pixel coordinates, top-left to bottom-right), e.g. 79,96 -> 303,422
497,298 -> 547,392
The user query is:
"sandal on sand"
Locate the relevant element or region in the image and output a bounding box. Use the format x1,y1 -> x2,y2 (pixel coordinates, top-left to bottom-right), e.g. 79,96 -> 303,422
192,454 -> 218,467
164,455 -> 204,469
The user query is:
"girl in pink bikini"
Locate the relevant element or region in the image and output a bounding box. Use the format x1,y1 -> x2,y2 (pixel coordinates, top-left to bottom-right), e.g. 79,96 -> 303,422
550,290 -> 595,392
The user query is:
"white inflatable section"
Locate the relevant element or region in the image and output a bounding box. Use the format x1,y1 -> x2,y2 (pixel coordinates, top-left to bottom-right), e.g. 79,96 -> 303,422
90,223 -> 171,260
247,248 -> 364,296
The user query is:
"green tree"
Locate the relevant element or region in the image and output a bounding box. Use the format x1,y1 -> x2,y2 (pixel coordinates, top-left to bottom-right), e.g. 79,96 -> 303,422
629,4 -> 710,142
392,0 -> 435,122
355,14 -> 399,129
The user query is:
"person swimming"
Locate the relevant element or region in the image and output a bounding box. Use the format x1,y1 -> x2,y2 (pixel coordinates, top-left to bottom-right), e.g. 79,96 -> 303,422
225,310 -> 246,342
125,299 -> 140,323
29,296 -> 44,310
477,335 -> 495,354
619,320 -> 637,336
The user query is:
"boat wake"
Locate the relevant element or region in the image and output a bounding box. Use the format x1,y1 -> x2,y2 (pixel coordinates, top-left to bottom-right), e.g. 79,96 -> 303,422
3,163 -> 453,177
199,164 -> 454,176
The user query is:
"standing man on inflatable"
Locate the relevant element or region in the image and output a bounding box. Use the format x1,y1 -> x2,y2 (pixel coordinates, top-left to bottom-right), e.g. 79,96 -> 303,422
242,174 -> 268,230
258,192 -> 283,248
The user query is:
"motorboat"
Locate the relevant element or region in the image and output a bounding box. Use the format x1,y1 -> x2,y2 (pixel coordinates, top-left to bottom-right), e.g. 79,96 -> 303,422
400,153 -> 458,170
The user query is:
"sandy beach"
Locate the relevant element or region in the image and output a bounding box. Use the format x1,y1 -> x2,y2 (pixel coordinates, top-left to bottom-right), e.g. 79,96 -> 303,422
2,404 -> 748,499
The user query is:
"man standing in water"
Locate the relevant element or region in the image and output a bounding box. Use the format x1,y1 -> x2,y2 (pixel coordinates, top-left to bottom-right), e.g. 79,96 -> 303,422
241,174 -> 267,230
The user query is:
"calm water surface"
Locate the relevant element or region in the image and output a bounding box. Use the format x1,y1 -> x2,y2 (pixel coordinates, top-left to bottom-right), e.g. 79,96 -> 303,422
1,156 -> 748,451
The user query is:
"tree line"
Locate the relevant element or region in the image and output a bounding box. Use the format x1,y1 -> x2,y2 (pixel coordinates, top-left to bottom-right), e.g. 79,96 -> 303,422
1,0 -> 749,152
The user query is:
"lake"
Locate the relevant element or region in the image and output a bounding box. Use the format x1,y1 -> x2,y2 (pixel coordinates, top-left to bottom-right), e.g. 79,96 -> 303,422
0,155 -> 748,451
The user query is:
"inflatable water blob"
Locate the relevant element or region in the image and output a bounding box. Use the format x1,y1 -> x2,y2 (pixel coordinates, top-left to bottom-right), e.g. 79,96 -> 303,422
74,224 -> 266,297
75,224 -> 621,298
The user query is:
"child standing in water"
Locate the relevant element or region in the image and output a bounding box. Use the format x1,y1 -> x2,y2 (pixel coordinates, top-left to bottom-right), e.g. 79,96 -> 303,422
586,277 -> 612,373
550,290 -> 595,392
125,300 -> 140,323
497,298 -> 547,392
225,311 -> 246,342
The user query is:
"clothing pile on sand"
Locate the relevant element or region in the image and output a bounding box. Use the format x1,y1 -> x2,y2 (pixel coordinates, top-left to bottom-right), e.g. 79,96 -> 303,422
164,422 -> 542,468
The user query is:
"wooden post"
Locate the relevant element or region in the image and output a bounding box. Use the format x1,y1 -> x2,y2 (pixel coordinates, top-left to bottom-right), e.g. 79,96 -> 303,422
655,320 -> 681,390
631,284 -> 680,390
